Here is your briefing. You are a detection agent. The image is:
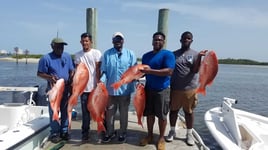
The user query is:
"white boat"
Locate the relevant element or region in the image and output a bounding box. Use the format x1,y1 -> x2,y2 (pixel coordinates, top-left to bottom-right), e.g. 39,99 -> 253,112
204,97 -> 268,150
0,86 -> 50,150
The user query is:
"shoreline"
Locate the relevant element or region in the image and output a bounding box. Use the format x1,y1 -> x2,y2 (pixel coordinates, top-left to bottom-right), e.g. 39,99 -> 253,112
0,57 -> 39,63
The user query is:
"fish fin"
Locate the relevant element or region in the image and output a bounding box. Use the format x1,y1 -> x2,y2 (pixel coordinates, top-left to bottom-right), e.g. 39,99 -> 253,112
207,80 -> 214,86
196,88 -> 206,96
111,81 -> 122,90
68,95 -> 78,106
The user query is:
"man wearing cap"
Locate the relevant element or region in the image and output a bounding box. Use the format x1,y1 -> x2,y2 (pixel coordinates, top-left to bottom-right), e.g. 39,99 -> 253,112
37,37 -> 74,143
100,32 -> 137,143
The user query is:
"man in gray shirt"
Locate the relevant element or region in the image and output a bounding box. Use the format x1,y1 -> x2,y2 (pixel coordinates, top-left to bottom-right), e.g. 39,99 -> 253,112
165,31 -> 207,146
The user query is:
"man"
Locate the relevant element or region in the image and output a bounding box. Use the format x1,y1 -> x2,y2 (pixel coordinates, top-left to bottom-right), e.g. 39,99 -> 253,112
139,32 -> 175,150
100,32 -> 137,143
37,37 -> 74,143
74,32 -> 102,141
165,31 -> 207,145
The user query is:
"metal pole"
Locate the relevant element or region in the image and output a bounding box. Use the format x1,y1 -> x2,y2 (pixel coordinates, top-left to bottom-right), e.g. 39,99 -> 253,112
86,8 -> 97,49
157,8 -> 169,48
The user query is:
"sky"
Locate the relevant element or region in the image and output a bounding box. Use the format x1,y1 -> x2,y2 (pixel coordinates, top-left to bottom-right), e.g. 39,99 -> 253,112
1,0 -> 268,62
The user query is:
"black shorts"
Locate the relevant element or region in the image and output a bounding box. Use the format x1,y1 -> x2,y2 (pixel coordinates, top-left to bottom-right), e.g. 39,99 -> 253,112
143,88 -> 170,120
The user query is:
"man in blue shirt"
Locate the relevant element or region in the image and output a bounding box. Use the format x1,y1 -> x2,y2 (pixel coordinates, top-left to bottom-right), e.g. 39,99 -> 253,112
37,37 -> 74,143
139,32 -> 175,150
100,32 -> 137,143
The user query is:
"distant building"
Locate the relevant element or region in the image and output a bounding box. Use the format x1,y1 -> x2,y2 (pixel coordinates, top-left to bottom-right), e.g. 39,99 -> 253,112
0,50 -> 8,55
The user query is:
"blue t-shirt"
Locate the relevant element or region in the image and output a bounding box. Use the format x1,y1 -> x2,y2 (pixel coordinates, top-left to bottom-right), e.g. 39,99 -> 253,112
100,47 -> 137,96
142,49 -> 175,91
38,52 -> 74,88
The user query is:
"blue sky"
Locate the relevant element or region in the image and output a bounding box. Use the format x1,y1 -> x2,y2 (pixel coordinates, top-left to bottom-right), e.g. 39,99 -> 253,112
1,0 -> 268,61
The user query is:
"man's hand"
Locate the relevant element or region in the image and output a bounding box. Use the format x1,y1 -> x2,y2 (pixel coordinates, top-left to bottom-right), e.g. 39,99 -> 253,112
49,75 -> 58,84
199,50 -> 208,57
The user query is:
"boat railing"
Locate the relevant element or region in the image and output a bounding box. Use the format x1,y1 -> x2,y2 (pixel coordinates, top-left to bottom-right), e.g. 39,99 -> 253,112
0,86 -> 38,105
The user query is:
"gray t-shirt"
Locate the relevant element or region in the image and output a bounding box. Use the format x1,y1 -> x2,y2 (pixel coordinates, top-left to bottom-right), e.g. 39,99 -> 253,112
170,49 -> 199,90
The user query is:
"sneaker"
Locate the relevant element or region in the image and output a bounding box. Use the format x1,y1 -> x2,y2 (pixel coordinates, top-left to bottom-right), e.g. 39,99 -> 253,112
102,133 -> 116,143
60,133 -> 70,141
165,130 -> 176,142
50,134 -> 62,143
139,136 -> 153,146
82,134 -> 89,141
186,133 -> 195,146
118,134 -> 126,143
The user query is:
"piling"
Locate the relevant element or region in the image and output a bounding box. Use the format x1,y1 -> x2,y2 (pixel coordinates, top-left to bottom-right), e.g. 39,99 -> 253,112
86,8 -> 97,49
157,8 -> 169,48
14,47 -> 18,64
25,49 -> 29,64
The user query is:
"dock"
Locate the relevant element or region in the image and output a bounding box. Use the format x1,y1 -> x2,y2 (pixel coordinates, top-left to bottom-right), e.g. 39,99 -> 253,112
41,112 -> 209,150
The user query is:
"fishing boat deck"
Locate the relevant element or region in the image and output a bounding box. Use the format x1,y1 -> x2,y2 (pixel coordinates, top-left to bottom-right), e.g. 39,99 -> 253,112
41,112 -> 208,150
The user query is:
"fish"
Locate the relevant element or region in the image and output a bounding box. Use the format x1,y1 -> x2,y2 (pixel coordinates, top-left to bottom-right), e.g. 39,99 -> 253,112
133,83 -> 146,128
68,62 -> 89,128
47,78 -> 65,122
111,64 -> 150,90
196,50 -> 218,96
87,82 -> 109,133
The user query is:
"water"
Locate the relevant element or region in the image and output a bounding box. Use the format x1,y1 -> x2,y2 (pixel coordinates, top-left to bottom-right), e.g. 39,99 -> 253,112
1,60 -> 268,149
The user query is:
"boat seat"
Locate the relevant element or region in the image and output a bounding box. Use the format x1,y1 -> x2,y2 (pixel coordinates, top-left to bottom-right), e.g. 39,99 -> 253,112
0,125 -> 8,134
222,101 -> 242,146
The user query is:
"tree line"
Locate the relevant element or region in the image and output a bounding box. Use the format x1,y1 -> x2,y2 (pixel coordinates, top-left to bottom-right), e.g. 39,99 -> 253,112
10,54 -> 268,66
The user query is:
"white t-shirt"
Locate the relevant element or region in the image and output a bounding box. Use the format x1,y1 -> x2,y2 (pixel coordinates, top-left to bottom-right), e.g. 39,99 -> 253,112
74,48 -> 101,92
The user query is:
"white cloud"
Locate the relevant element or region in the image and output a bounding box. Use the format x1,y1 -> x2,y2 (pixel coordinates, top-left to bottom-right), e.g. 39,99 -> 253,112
123,1 -> 268,28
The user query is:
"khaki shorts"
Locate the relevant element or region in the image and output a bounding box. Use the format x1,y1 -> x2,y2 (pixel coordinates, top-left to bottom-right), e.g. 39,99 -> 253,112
170,89 -> 198,113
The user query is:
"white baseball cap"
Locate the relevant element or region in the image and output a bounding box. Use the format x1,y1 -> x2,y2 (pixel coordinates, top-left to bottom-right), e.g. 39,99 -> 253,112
112,32 -> 124,39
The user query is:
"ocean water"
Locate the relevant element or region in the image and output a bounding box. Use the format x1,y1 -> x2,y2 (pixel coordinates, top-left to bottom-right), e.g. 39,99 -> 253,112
1,60 -> 268,150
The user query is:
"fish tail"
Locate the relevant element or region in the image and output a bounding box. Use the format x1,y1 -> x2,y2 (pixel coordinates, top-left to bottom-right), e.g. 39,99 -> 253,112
53,112 -> 60,123
97,121 -> 106,133
111,81 -> 122,90
138,119 -> 144,128
68,109 -> 72,129
196,88 -> 206,96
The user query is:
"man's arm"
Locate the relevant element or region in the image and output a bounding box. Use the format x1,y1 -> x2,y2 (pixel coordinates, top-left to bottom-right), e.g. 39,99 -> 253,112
141,68 -> 173,76
95,61 -> 101,81
37,71 -> 57,83
192,50 -> 208,73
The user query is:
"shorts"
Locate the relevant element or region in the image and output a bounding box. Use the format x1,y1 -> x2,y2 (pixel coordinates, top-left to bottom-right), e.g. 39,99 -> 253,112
170,89 -> 198,114
143,88 -> 170,120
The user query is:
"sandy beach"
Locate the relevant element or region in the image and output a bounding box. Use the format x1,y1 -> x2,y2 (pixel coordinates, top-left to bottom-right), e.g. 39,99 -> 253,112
0,57 -> 40,63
